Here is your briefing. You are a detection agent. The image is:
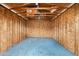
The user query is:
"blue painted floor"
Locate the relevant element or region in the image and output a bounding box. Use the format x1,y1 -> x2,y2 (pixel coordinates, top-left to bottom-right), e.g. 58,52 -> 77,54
0,37 -> 74,56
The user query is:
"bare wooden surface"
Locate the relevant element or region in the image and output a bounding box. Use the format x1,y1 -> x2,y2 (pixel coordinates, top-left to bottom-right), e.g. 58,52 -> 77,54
51,4 -> 79,55
0,5 -> 27,52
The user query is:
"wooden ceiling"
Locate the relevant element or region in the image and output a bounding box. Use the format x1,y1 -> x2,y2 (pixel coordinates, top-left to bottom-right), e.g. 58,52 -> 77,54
1,3 -> 74,20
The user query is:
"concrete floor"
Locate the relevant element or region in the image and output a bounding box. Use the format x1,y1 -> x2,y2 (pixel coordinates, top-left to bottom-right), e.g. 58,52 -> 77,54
0,37 -> 74,56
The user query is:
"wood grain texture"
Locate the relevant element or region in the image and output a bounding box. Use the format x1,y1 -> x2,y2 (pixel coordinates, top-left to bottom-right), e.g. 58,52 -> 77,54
26,19 -> 53,38
0,5 -> 27,52
1,3 -> 71,20
75,4 -> 79,55
25,4 -> 79,56
51,4 -> 79,55
0,4 -> 79,56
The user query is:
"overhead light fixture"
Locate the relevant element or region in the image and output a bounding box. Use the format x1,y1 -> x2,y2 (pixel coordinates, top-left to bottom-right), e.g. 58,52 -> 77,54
36,3 -> 39,8
36,3 -> 38,6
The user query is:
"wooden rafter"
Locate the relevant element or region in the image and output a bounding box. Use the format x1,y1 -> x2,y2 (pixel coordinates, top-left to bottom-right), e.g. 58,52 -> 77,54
0,3 -> 72,20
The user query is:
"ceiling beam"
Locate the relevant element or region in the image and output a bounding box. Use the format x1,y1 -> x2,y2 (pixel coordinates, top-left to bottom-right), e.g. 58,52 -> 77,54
1,3 -> 30,9
9,6 -> 67,10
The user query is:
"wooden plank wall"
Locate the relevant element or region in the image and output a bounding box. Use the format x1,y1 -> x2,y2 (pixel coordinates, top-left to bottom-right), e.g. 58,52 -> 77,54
0,5 -> 27,52
26,19 -> 53,38
0,4 -> 79,56
51,4 -> 79,55
24,4 -> 79,55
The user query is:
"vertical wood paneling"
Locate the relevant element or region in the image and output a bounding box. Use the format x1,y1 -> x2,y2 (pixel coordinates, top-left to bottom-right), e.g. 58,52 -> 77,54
25,4 -> 79,55
26,19 -> 53,38
75,4 -> 79,55
51,4 -> 79,55
0,4 -> 79,56
0,5 -> 27,52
